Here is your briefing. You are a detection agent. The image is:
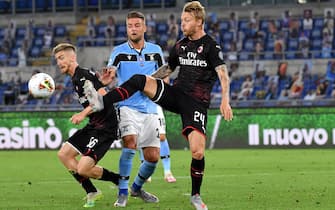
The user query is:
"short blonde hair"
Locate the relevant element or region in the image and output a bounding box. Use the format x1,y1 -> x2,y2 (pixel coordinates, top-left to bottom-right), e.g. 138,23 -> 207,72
52,43 -> 76,55
183,1 -> 206,24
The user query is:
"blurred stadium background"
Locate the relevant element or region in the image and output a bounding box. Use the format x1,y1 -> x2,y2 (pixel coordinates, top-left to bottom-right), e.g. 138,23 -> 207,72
1,0 -> 335,149
2,1 -> 335,209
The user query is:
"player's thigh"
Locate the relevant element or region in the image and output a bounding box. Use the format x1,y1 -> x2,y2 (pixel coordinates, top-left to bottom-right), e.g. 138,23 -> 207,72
143,76 -> 159,98
58,142 -> 79,159
90,131 -> 115,162
180,98 -> 208,138
66,128 -> 91,155
69,127 -> 113,162
155,83 -> 180,113
78,155 -> 96,171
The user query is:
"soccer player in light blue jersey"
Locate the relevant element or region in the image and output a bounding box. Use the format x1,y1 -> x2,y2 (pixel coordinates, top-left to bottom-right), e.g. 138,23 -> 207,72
139,105 -> 176,183
106,11 -> 174,207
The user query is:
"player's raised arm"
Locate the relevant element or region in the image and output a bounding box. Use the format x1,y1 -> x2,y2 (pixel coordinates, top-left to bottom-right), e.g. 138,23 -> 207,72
151,64 -> 173,79
216,64 -> 233,121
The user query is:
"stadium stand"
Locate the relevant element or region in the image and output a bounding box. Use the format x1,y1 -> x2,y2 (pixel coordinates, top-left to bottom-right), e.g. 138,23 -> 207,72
0,0 -> 334,109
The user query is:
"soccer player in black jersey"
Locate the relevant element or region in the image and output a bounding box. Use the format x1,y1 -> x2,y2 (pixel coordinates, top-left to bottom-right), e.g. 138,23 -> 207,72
53,43 -> 120,208
84,2 -> 233,209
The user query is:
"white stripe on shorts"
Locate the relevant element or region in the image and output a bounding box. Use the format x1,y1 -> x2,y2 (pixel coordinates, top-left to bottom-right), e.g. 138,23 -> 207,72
152,79 -> 165,103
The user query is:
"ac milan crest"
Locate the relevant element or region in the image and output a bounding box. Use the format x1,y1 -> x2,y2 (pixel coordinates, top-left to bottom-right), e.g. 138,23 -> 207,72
197,45 -> 203,53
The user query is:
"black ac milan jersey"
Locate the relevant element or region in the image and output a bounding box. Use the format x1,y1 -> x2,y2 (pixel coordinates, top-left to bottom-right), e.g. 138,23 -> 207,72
168,34 -> 225,107
72,66 -> 118,134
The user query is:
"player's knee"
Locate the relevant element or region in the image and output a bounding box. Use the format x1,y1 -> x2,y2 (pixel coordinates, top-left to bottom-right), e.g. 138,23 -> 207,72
145,154 -> 159,162
57,150 -> 67,162
77,166 -> 89,177
145,157 -> 159,162
159,134 -> 166,141
143,148 -> 160,162
123,142 -> 137,149
191,150 -> 204,160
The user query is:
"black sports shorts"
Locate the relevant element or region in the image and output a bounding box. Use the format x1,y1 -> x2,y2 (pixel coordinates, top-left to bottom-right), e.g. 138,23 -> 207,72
67,126 -> 115,162
156,84 -> 208,138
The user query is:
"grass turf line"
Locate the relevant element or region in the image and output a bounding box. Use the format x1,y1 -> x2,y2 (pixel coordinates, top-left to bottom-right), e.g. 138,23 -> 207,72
0,149 -> 334,210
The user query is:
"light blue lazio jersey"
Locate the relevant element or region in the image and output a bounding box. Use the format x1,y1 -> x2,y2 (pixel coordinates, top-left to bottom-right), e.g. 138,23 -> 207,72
107,41 -> 165,113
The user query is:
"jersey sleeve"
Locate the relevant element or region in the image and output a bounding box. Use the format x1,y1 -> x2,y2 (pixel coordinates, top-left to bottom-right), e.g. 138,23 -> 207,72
157,46 -> 166,67
208,41 -> 225,70
167,43 -> 179,71
107,47 -> 119,68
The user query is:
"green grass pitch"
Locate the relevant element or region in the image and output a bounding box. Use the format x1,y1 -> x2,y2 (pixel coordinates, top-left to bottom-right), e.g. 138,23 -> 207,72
0,149 -> 334,210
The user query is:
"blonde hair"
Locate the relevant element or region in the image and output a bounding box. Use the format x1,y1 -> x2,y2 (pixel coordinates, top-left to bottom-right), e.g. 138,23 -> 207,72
183,1 -> 206,24
52,43 -> 76,55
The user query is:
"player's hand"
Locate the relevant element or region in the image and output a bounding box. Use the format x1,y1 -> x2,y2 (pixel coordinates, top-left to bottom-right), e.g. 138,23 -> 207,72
220,100 -> 233,121
151,64 -> 172,79
70,113 -> 85,125
100,67 -> 116,85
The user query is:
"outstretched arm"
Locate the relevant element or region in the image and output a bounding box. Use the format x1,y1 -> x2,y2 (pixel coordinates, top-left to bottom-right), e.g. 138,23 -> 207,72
216,64 -> 233,121
151,64 -> 173,79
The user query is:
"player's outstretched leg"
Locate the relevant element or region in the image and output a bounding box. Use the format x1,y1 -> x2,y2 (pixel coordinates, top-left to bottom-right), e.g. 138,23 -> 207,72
83,74 -> 147,112
83,80 -> 104,112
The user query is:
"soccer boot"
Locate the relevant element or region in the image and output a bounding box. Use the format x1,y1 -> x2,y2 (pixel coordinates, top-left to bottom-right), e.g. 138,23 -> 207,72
83,80 -> 104,112
130,187 -> 159,203
113,194 -> 128,207
83,190 -> 103,208
164,173 -> 176,183
190,194 -> 208,210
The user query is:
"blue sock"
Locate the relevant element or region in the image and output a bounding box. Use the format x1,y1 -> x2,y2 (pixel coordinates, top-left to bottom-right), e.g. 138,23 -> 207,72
160,139 -> 171,174
132,160 -> 157,192
139,148 -> 144,162
118,148 -> 136,196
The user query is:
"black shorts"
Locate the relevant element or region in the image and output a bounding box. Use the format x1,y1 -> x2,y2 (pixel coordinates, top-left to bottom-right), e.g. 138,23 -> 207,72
67,126 -> 115,162
156,84 -> 208,138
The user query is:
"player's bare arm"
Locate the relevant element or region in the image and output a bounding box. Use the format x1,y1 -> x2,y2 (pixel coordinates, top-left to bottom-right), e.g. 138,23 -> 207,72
216,64 -> 233,121
70,106 -> 93,125
151,64 -> 173,79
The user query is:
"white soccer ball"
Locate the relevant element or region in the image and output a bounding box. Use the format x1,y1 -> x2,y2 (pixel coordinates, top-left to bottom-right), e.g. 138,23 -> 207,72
28,73 -> 55,98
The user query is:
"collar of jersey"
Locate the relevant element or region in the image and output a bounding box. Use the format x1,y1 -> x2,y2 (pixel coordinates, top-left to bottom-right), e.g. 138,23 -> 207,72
127,41 -> 147,52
